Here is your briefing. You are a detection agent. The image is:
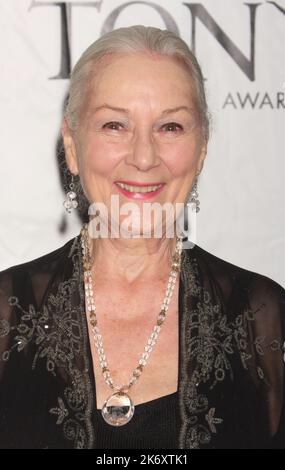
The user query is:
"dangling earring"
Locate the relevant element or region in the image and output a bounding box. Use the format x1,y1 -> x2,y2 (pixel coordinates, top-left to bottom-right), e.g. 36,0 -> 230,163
63,174 -> 78,213
176,176 -> 200,248
187,177 -> 200,213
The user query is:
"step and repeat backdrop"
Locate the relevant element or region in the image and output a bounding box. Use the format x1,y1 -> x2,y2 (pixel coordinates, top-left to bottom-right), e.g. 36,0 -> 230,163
0,0 -> 284,285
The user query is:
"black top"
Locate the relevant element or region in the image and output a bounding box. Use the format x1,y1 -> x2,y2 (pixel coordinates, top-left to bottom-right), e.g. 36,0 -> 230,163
0,234 -> 285,449
93,392 -> 179,449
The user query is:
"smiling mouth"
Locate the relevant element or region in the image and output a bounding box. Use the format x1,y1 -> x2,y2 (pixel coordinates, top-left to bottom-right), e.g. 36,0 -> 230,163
114,182 -> 164,193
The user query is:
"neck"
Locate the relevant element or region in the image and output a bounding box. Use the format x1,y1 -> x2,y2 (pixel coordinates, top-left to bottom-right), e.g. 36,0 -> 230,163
89,234 -> 178,285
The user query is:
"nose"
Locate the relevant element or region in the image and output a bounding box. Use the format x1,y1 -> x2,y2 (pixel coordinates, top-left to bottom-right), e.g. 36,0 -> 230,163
125,128 -> 160,171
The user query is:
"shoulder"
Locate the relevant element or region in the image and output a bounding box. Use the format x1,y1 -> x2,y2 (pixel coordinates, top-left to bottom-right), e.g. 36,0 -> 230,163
184,243 -> 285,307
0,236 -> 78,279
0,236 -> 80,307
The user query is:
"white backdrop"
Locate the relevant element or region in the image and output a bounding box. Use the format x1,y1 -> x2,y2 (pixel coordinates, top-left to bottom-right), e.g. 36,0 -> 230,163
0,0 -> 284,286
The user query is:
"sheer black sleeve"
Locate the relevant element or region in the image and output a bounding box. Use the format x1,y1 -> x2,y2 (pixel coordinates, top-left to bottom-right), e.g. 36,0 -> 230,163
245,275 -> 285,447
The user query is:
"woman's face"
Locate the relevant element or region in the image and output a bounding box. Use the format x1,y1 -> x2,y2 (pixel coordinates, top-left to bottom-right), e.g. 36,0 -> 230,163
63,52 -> 206,236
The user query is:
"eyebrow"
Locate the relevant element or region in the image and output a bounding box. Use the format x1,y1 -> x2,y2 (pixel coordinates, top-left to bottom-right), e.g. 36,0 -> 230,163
90,104 -> 194,117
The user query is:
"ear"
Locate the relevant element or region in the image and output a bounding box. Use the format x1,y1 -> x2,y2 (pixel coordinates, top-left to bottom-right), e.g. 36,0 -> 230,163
61,117 -> 79,175
196,145 -> 207,176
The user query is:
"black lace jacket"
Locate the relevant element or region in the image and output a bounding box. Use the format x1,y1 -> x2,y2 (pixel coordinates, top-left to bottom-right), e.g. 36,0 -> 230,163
0,234 -> 284,449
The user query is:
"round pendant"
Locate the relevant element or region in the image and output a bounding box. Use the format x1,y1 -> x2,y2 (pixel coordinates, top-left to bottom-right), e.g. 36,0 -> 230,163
101,391 -> 135,426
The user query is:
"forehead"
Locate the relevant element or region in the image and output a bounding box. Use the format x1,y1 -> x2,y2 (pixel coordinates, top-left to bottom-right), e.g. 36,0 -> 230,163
87,52 -> 194,104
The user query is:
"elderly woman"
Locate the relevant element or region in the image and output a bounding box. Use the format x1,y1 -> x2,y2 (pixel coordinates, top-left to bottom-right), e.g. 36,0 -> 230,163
0,25 -> 284,450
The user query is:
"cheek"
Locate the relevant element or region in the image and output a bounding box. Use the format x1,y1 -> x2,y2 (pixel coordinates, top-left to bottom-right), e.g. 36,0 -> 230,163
163,140 -> 198,176
78,136 -> 124,178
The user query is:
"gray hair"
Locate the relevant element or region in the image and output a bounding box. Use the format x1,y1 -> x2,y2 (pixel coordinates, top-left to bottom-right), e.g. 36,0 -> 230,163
64,25 -> 210,142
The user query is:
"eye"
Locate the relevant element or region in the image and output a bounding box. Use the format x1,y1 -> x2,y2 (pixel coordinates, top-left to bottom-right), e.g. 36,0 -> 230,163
161,122 -> 183,132
102,121 -> 123,131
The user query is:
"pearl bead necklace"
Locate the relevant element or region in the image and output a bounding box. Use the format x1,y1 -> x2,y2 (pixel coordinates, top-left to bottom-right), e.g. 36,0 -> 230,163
81,223 -> 183,426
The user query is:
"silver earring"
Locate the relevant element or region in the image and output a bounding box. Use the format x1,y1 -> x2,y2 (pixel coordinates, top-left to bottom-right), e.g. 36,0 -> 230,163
187,177 -> 200,213
63,174 -> 78,213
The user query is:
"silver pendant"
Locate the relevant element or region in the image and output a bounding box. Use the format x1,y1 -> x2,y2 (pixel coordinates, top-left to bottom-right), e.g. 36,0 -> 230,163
101,391 -> 135,426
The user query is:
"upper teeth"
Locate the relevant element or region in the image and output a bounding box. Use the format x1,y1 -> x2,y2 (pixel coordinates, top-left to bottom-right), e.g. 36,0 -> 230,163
116,183 -> 163,193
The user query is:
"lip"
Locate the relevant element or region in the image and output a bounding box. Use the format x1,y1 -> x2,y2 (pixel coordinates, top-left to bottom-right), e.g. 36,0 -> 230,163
114,180 -> 165,200
115,180 -> 165,187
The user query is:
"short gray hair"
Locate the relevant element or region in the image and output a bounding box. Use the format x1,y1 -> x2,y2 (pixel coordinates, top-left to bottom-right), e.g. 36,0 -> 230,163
64,25 -> 210,142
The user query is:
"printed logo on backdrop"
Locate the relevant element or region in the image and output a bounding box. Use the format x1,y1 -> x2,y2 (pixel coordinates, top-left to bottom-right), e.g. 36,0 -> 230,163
29,0 -> 285,110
